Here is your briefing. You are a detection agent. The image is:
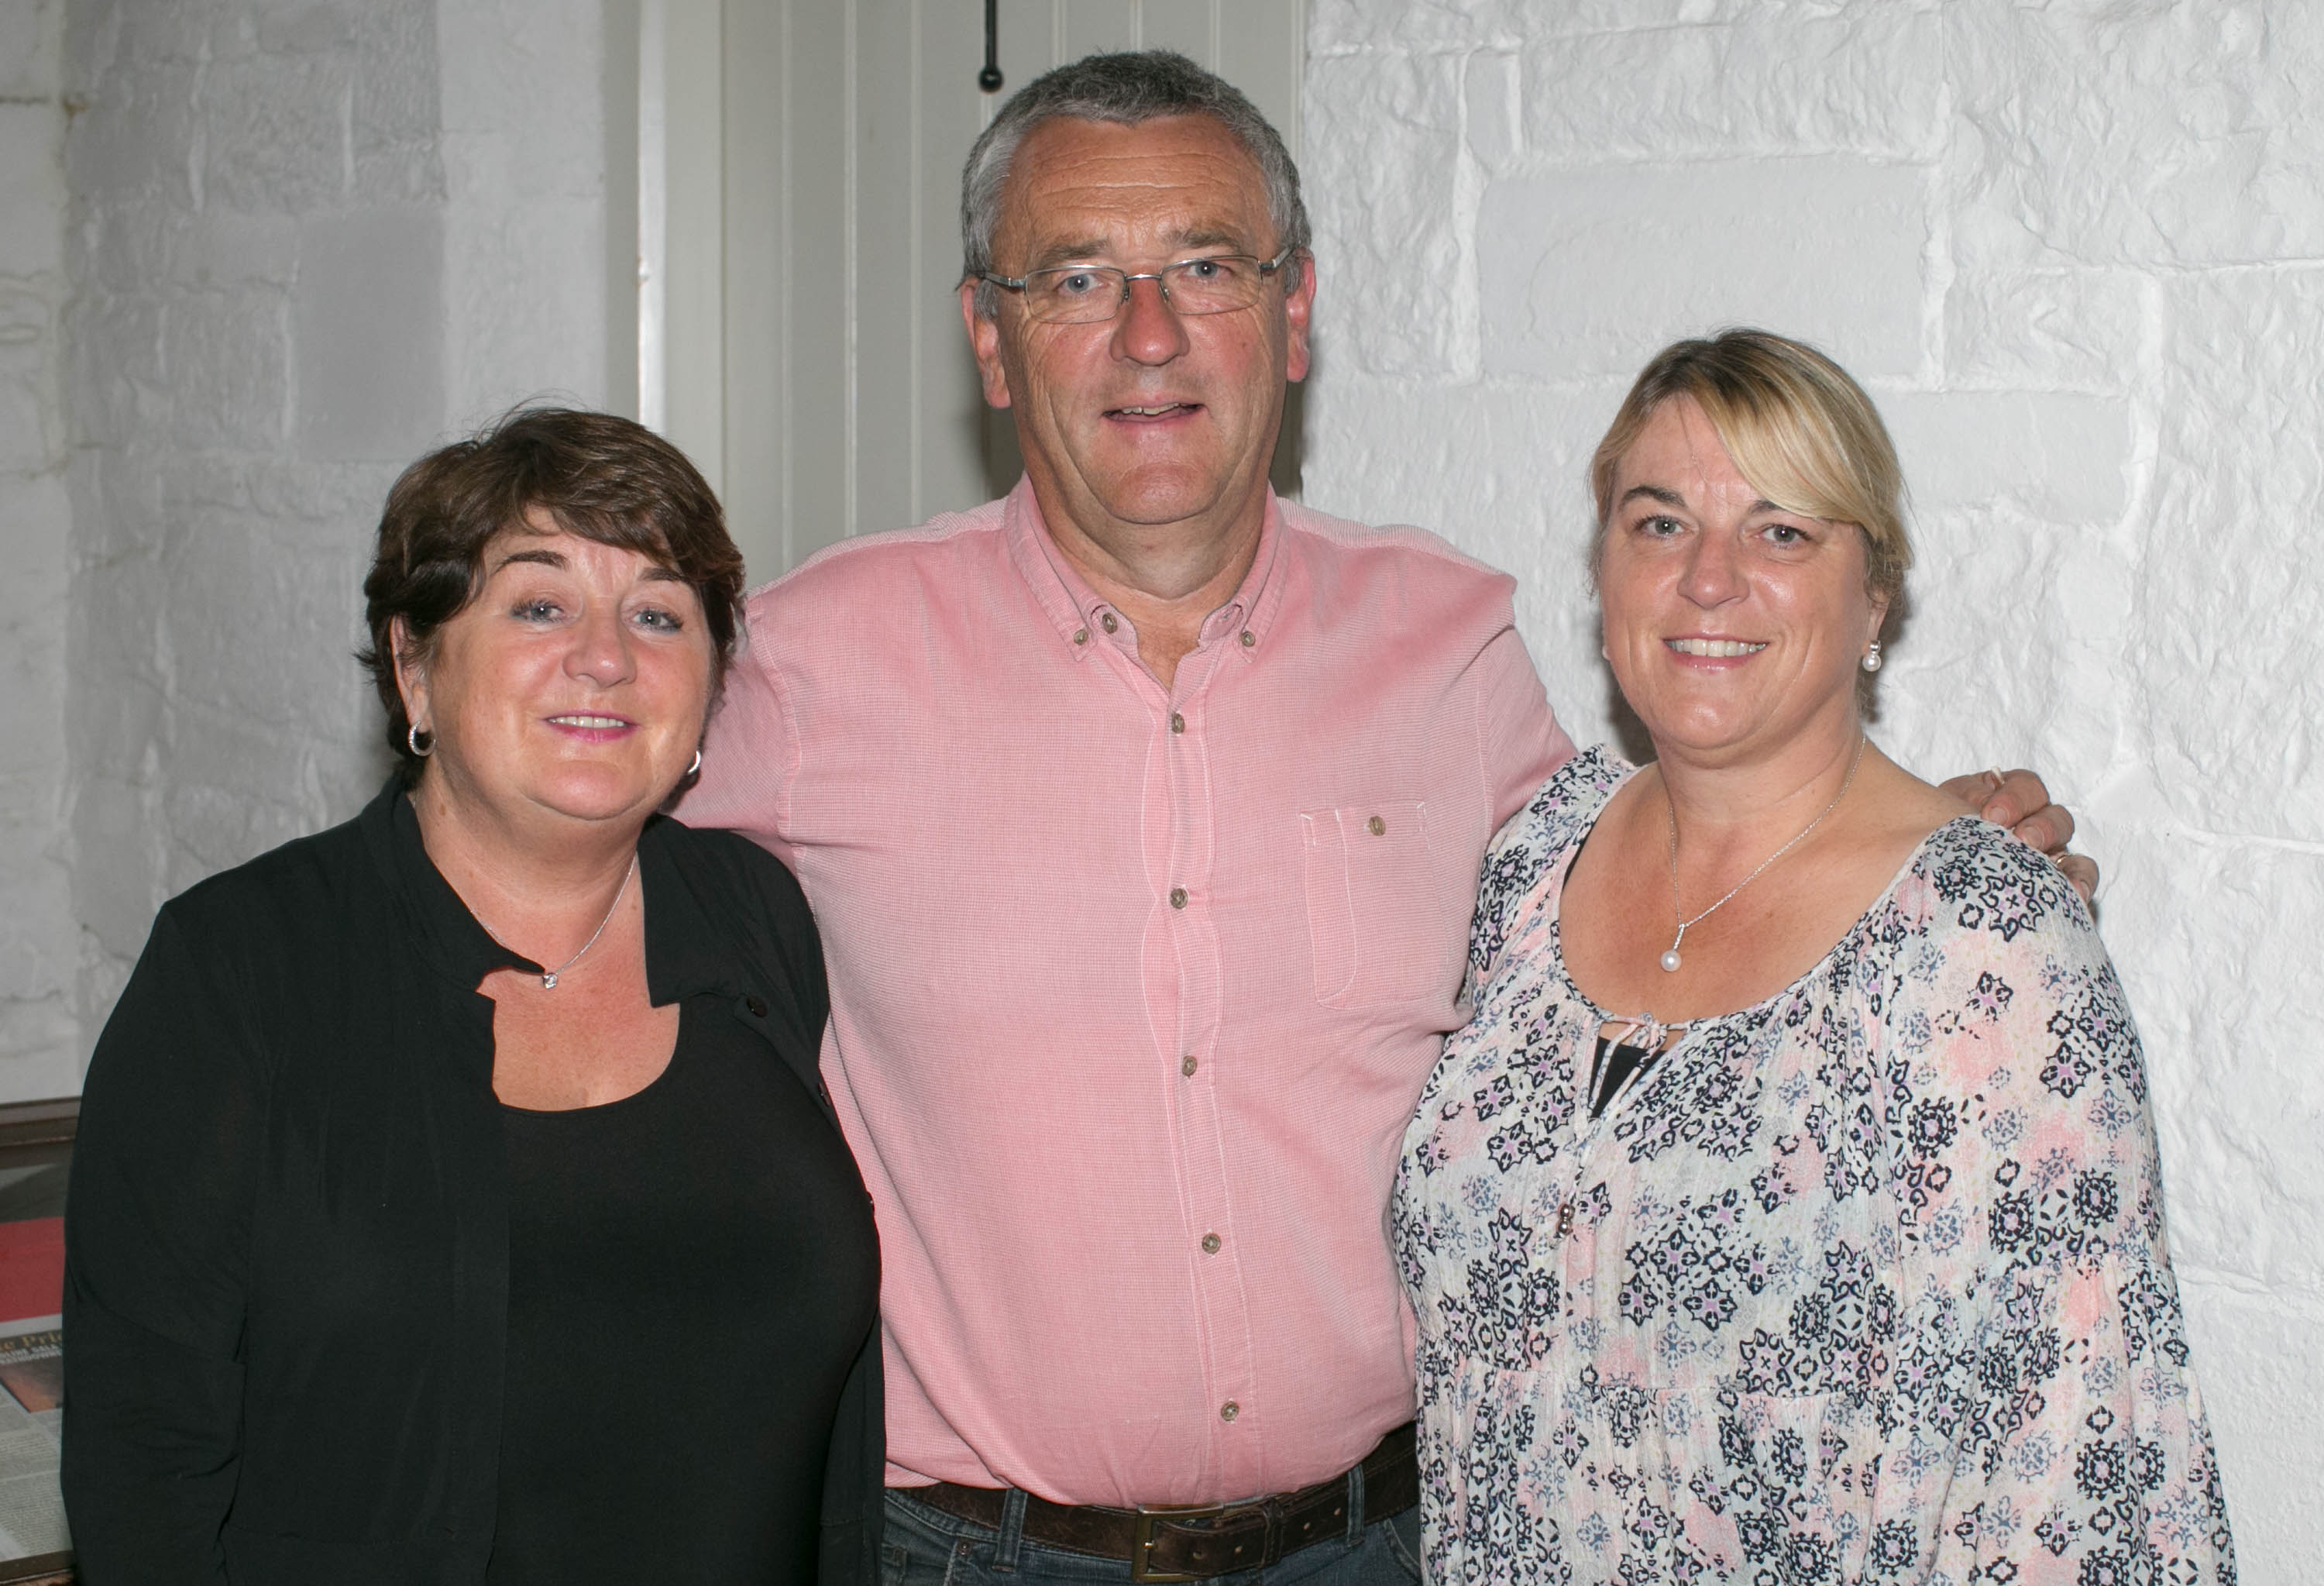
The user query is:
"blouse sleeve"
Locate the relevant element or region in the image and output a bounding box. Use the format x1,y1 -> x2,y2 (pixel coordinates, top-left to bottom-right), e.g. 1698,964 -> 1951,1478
64,903 -> 270,1583
1466,747 -> 1631,995
1870,833 -> 2235,1584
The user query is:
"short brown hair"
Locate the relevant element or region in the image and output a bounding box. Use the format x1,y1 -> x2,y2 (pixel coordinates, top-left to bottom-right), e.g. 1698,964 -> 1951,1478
359,408 -> 744,772
1588,329 -> 1911,618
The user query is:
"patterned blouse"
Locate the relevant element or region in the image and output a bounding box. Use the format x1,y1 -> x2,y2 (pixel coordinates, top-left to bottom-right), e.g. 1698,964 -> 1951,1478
1394,748 -> 2234,1585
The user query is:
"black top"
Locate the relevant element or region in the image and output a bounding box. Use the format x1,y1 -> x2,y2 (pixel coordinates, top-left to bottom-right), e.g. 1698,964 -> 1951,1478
63,779 -> 885,1586
490,996 -> 878,1584
1587,1036 -> 1662,1119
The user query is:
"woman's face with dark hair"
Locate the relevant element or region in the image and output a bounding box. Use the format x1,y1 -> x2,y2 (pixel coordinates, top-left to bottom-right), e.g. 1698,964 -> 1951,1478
393,509 -> 715,835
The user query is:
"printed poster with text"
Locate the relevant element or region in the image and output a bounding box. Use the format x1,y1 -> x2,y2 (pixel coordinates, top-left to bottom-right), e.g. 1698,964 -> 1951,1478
0,1209 -> 67,1560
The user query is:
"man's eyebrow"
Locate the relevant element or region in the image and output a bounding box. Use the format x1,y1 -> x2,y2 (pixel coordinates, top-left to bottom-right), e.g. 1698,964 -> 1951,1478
640,564 -> 687,585
1025,237 -> 1112,270
1171,226 -> 1250,253
1023,226 -> 1257,271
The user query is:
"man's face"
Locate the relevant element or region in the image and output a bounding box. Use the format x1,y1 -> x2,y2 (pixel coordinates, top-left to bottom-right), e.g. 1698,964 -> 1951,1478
963,115 -> 1313,548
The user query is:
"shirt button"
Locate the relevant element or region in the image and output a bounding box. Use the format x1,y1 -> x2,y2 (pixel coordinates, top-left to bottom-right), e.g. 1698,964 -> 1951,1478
1181,1054 -> 1198,1077
744,996 -> 768,1017
1073,628 -> 1088,645
1367,814 -> 1387,836
1220,1400 -> 1240,1422
1239,630 -> 1255,648
1201,1232 -> 1222,1254
1101,612 -> 1119,634
1169,887 -> 1188,909
1170,712 -> 1185,734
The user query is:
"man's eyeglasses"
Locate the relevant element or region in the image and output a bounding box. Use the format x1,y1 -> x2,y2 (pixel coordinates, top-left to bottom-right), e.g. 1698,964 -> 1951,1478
979,247 -> 1296,325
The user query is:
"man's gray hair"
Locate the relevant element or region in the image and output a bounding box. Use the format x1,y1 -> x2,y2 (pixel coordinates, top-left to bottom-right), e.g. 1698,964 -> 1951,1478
961,50 -> 1309,318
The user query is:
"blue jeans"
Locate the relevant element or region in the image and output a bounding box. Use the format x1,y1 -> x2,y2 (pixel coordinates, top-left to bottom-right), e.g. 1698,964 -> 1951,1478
880,1487 -> 1424,1586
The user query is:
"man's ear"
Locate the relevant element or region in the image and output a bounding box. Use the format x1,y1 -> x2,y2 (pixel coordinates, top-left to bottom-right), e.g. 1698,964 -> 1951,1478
961,282 -> 1013,409
1284,250 -> 1316,385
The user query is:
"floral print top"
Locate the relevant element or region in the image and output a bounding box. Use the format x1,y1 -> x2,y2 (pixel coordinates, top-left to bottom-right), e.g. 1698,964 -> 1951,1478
1394,748 -> 2234,1585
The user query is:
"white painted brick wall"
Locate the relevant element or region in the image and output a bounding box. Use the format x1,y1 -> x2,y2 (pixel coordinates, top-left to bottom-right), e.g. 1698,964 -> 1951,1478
53,0 -> 609,1061
12,0 -> 2313,1566
1303,2 -> 2322,1576
62,0 -> 453,1041
0,0 -> 80,1099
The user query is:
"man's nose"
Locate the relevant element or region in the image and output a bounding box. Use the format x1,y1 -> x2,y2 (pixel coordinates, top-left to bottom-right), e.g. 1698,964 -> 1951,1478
1111,274 -> 1189,365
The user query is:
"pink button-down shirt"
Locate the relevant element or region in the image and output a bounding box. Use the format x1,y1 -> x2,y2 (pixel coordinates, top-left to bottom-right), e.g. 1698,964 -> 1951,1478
683,480 -> 1571,1505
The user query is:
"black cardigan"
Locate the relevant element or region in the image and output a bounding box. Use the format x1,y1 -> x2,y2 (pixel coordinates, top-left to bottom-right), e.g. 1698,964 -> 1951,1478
62,779 -> 884,1585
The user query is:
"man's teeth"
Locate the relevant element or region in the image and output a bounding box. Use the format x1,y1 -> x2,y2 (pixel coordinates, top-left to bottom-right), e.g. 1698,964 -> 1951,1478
551,714 -> 628,728
1668,638 -> 1767,658
1116,404 -> 1184,416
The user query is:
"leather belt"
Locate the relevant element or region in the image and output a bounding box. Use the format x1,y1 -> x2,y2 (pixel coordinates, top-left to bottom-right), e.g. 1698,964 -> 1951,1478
906,1421 -> 1418,1582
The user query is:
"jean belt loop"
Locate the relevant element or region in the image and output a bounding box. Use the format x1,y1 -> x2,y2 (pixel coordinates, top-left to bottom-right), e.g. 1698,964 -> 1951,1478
1345,1457 -> 1367,1549
993,1486 -> 1030,1574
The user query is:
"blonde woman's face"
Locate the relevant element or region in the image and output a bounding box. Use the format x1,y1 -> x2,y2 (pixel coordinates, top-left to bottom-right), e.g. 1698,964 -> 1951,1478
1598,397 -> 1887,765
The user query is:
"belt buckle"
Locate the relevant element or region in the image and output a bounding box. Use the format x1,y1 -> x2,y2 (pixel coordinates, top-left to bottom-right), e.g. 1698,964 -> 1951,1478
1129,1502 -> 1225,1584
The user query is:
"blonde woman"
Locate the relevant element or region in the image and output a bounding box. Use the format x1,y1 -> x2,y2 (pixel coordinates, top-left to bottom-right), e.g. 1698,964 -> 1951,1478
1394,332 -> 2233,1584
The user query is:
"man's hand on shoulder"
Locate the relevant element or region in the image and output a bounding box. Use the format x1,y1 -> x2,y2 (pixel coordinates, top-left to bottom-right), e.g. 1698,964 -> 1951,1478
1940,766 -> 2099,905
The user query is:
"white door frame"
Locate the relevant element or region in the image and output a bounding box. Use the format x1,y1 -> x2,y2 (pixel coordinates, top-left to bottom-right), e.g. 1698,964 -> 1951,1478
632,0 -> 1307,583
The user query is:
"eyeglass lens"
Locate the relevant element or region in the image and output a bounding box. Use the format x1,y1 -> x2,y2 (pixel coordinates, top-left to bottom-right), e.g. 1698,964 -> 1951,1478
1023,257 -> 1270,324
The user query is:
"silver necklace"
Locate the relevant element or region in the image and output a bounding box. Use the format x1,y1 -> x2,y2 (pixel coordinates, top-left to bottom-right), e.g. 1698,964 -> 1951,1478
1660,736 -> 1865,974
481,853 -> 638,989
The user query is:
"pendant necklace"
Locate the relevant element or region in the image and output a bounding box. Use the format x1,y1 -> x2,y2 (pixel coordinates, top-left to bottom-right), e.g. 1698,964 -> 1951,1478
481,853 -> 638,989
1660,735 -> 1866,974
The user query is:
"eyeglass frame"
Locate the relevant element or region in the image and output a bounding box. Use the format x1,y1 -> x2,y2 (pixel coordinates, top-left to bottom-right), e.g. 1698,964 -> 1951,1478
977,245 -> 1300,324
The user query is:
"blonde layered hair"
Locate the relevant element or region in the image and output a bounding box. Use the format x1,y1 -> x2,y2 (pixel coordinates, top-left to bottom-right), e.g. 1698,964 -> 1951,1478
1588,329 -> 1912,621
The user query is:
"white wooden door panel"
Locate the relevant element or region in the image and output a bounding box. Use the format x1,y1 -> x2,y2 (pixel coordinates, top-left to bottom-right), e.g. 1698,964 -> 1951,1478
645,0 -> 1305,582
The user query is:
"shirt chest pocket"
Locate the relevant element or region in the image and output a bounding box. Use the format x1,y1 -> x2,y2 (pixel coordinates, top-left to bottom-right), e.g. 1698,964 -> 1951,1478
1300,800 -> 1455,1008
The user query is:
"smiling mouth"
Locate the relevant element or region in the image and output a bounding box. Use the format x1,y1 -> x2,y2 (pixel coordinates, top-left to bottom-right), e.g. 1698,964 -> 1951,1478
1666,638 -> 1767,658
1107,402 -> 1198,419
548,714 -> 632,729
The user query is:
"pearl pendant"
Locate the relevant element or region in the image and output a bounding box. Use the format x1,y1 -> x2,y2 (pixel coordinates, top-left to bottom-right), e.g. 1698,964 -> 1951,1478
1659,948 -> 1682,973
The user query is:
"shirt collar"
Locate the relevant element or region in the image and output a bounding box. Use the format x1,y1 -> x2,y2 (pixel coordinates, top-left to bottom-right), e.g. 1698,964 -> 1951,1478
359,776 -> 737,1006
1002,476 -> 1287,666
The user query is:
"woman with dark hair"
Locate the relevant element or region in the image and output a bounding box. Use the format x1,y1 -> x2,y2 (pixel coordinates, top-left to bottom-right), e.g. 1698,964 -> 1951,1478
1394,332 -> 2232,1584
64,409 -> 882,1584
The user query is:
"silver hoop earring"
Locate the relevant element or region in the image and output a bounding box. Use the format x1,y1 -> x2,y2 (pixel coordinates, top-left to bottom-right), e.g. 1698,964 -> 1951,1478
1860,640 -> 1883,674
407,723 -> 435,757
687,747 -> 703,779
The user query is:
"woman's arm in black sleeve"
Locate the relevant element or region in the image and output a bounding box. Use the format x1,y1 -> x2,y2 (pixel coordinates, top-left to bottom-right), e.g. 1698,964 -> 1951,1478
65,904 -> 270,1583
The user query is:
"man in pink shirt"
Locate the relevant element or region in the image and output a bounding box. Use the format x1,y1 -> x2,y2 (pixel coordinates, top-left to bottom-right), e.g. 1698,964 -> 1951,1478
683,50 -> 2085,1586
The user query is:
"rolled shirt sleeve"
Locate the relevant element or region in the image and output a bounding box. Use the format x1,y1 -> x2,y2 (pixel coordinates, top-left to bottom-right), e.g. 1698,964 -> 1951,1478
1473,623 -> 1573,834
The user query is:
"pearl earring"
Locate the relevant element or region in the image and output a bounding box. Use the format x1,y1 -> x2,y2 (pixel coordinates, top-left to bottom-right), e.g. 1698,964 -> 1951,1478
1861,640 -> 1883,674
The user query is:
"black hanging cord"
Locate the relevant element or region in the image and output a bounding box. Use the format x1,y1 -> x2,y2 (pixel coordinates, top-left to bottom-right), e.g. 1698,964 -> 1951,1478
978,0 -> 1004,92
